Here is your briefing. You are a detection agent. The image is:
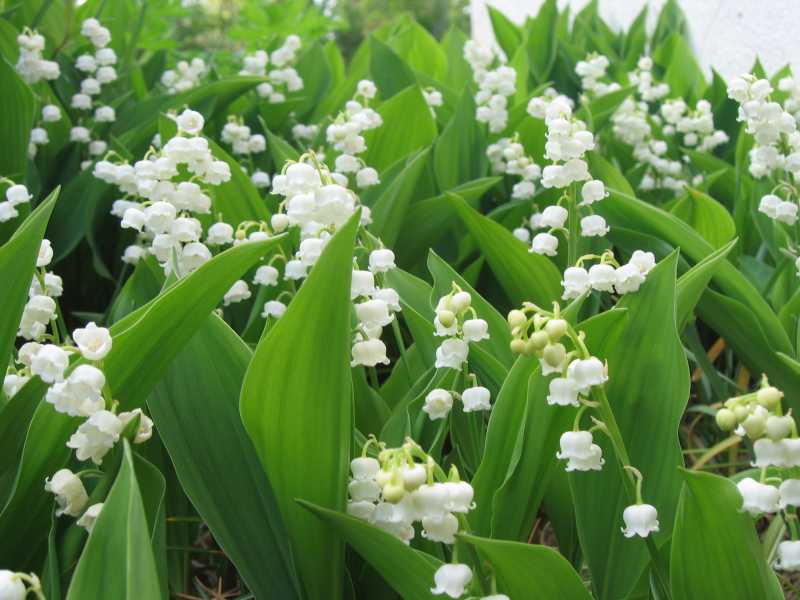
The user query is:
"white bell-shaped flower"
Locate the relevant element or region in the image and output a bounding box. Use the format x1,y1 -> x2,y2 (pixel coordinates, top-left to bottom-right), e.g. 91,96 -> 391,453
118,408 -> 154,444
752,438 -> 788,467
206,222 -> 234,245
566,357 -> 607,393
422,513 -> 459,544
412,483 -> 450,520
588,263 -> 616,292
782,438 -> 800,467
547,377 -> 580,406
348,479 -> 381,503
44,468 -> 89,517
737,477 -> 780,515
73,322 -> 113,361
462,386 -> 491,412
30,344 -> 70,383
371,499 -> 415,543
66,410 -> 123,465
779,479 -> 800,508
356,299 -> 393,330
0,570 -> 25,600
431,563 -> 472,598
443,481 -> 474,513
557,430 -> 604,471
223,280 -> 251,306
77,502 -> 103,533
580,214 -> 609,237
775,540 -> 800,570
37,239 -> 53,267
368,249 -> 396,273
540,205 -> 568,228
562,266 -> 590,299
580,179 -> 607,205
615,263 -> 646,294
424,389 -> 453,420
629,250 -> 656,275
398,463 -> 427,491
3,374 -> 28,398
350,457 -> 379,480
531,232 -> 558,256
621,503 -> 659,538
351,338 -> 389,367
435,338 -> 469,370
351,270 -> 375,299
462,319 -> 489,342
347,500 -> 376,521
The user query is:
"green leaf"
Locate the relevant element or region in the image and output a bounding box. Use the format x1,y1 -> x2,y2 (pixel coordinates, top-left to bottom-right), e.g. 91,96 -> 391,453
0,56 -> 34,180
300,501 -> 442,600
387,17 -> 448,83
106,236 -> 284,410
676,239 -> 736,331
66,441 -> 162,600
148,316 -> 300,599
433,89 -> 487,191
526,0 -> 558,83
461,535 -> 592,600
369,149 -> 430,247
670,187 -> 736,249
363,85 -> 437,172
447,194 -> 562,306
670,470 -> 784,600
264,125 -> 300,169
208,138 -> 270,224
0,189 -> 57,370
488,6 -> 522,59
569,253 -> 688,600
370,37 -> 417,99
240,213 -> 359,600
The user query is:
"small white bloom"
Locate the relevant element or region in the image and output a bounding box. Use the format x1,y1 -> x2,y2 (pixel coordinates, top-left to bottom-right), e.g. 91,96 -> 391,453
775,540 -> 800,570
67,410 -> 123,465
261,300 -> 287,319
431,563 -> 472,598
0,570 -> 25,600
368,249 -> 395,273
463,319 -> 489,343
284,259 -> 308,281
753,438 -> 788,467
779,479 -> 800,508
44,468 -> 88,516
621,503 -> 659,538
37,239 -> 53,267
423,388 -> 453,420
206,222 -> 234,245
435,338 -> 469,370
580,214 -> 609,237
253,265 -> 279,286
462,386 -> 491,412
3,374 -> 29,398
356,167 -> 379,188
118,408 -> 154,443
614,263 -> 645,294
73,322 -> 113,360
175,109 -> 204,135
421,513 -> 459,544
6,184 -> 31,206
30,344 -> 70,383
629,250 -> 656,275
351,270 -> 375,299
547,377 -> 580,406
42,104 -> 61,122
223,280 -> 251,306
566,357 -> 607,393
540,205 -> 568,228
737,477 -> 780,515
531,232 -> 559,256
557,430 -> 604,471
351,338 -> 390,367
350,456 -> 380,480
77,502 -> 103,533
581,179 -> 607,205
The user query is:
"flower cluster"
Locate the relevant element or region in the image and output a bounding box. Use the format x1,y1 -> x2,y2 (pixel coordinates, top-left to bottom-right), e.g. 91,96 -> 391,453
241,35 -> 304,103
508,302 -> 659,539
161,57 -> 208,94
423,87 -> 444,116
16,239 -> 63,341
628,56 -> 669,103
94,109 -> 231,273
64,19 -> 119,168
561,249 -> 656,299
28,104 -> 62,160
325,80 -> 382,189
486,137 -> 541,202
715,380 -> 800,571
0,181 -> 33,224
660,99 -> 729,151
576,53 -> 620,97
346,438 -> 473,545
221,117 -> 267,156
15,28 -> 60,84
463,40 -> 516,133
432,285 -> 489,371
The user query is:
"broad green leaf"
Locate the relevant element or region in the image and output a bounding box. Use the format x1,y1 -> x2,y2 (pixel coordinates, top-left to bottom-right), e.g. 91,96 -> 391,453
670,470 -> 784,600
148,316 -> 300,599
671,187 -> 736,249
433,89 -> 487,191
447,194 -> 562,306
300,501 -> 442,600
294,42 -> 333,120
0,189 -> 57,370
370,37 -> 417,99
363,85 -> 437,171
569,253 -> 688,600
526,0 -> 558,83
387,17 -> 448,83
265,125 -> 300,169
0,56 -> 34,181
240,213 -> 359,600
655,33 -> 705,100
66,441 -> 162,600
488,6 -> 522,59
676,239 -> 736,331
462,535 -> 592,600
577,86 -> 633,131
370,149 -> 430,247
208,138 -> 270,224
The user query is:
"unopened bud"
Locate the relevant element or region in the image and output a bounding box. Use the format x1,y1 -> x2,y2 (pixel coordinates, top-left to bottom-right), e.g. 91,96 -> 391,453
382,481 -> 405,503
508,309 -> 527,329
235,228 -> 246,240
741,413 -> 767,439
766,415 -> 794,441
529,330 -> 550,351
450,291 -> 471,312
715,408 -> 737,431
375,469 -> 391,487
733,405 -> 750,423
437,310 -> 455,328
544,319 -> 568,341
510,339 -> 526,354
542,343 -> 566,369
271,213 -> 290,233
757,386 -> 783,409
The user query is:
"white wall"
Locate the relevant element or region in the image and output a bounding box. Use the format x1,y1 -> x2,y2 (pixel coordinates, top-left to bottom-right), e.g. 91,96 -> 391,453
470,0 -> 799,79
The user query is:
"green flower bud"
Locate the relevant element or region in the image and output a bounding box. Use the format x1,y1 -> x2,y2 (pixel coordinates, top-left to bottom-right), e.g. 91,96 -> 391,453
733,405 -> 750,423
522,339 -> 539,356
757,386 -> 783,409
544,319 -> 568,342
741,412 -> 766,439
542,343 -> 566,369
715,408 -> 737,431
510,339 -> 526,354
437,310 -> 455,328
382,480 -> 405,503
508,309 -> 527,329
529,330 -> 550,351
765,415 -> 793,441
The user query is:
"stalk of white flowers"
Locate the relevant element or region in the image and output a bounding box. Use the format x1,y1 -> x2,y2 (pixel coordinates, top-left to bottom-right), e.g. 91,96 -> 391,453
560,249 -> 655,300
15,28 -> 60,84
486,136 -> 542,200
463,40 -> 515,133
0,180 -> 33,223
245,35 -> 304,103
161,57 -> 207,94
576,53 -> 621,97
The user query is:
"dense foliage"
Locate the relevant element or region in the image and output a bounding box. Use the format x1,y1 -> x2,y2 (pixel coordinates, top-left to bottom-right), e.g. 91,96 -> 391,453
1,0 -> 800,598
